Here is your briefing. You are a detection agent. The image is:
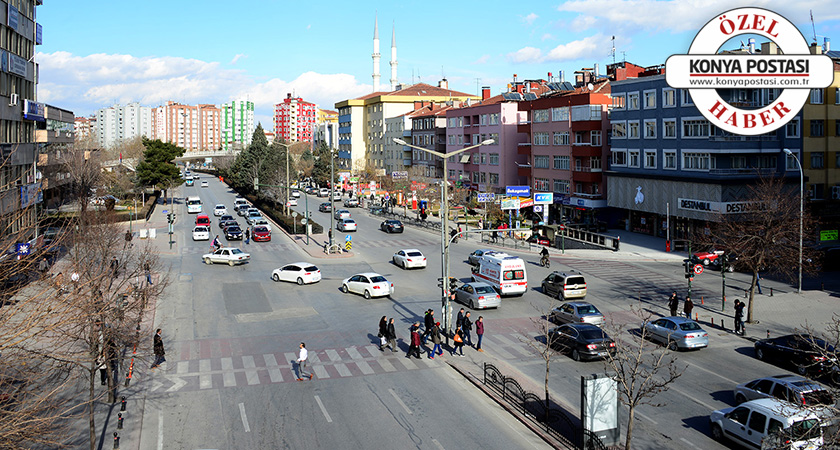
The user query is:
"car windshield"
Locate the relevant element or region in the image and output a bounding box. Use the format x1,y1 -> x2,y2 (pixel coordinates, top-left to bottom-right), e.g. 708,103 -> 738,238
370,276 -> 387,283
577,305 -> 599,314
678,322 -> 701,331
345,220 -> 355,224
304,266 -> 318,272
566,276 -> 585,285
407,252 -> 423,257
580,329 -> 608,341
474,285 -> 495,294
230,249 -> 244,255
228,226 -> 241,232
254,227 -> 268,233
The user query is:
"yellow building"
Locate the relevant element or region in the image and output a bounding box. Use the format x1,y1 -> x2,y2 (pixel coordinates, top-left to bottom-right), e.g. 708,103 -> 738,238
802,62 -> 840,202
317,108 -> 338,124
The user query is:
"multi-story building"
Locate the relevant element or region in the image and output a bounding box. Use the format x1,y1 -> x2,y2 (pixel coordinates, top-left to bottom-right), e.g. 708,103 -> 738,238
221,100 -> 255,151
151,102 -> 221,151
317,108 -> 338,125
607,61 -> 802,238
74,116 -> 96,143
36,105 -> 75,209
335,81 -> 479,174
274,94 -> 316,143
95,103 -> 153,149
406,103 -> 453,178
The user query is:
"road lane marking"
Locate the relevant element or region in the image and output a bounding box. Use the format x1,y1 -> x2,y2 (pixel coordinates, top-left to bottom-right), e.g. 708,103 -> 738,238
263,353 -> 278,366
680,438 -> 701,449
238,402 -> 250,432
314,395 -> 332,423
157,411 -> 163,450
432,439 -> 445,450
199,359 -> 211,372
686,361 -> 739,385
378,358 -> 396,372
635,411 -> 658,424
365,345 -> 380,356
355,360 -> 374,375
242,355 -> 259,385
199,374 -> 212,389
325,349 -> 341,362
284,352 -> 297,366
670,385 -> 718,411
400,357 -> 418,370
313,365 -> 329,379
335,363 -> 351,377
346,347 -> 363,359
389,388 -> 413,415
309,352 -> 321,364
177,361 -> 189,374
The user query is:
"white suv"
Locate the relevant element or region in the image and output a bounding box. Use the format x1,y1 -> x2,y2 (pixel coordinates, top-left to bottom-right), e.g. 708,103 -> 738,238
710,398 -> 825,449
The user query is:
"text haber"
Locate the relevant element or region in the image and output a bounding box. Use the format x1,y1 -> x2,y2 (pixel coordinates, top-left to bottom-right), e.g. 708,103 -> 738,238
708,101 -> 792,128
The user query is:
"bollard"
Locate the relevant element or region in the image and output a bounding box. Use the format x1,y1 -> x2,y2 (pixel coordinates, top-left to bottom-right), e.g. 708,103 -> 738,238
120,396 -> 126,412
744,289 -> 748,298
770,287 -> 773,297
695,313 -> 699,321
711,317 -> 714,326
721,319 -> 725,329
113,432 -> 120,449
822,282 -> 825,291
117,413 -> 123,430
767,329 -> 770,338
701,296 -> 704,305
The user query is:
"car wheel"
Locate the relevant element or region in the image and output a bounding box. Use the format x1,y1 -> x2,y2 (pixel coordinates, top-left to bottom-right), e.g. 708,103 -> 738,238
668,340 -> 679,351
734,393 -> 747,405
711,424 -> 724,441
702,258 -> 710,266
571,349 -> 581,361
272,273 -> 280,282
755,348 -> 765,360
341,284 -> 349,293
364,290 -> 371,299
401,260 -> 406,270
297,277 -> 304,286
469,299 -> 475,309
228,260 -> 235,267
795,364 -> 808,376
204,258 -> 211,265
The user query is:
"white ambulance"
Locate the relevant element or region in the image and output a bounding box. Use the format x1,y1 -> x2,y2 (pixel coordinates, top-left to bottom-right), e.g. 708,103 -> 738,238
471,253 -> 527,296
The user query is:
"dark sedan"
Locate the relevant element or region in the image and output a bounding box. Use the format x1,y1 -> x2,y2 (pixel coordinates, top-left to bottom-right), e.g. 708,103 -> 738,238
218,215 -> 235,227
548,323 -> 616,361
754,334 -> 838,376
380,220 -> 404,233
225,225 -> 244,240
220,219 -> 239,231
318,202 -> 332,213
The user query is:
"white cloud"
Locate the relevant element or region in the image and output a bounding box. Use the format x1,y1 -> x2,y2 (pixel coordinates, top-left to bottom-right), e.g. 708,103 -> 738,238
541,33 -> 555,41
507,46 -> 543,64
472,54 -> 491,65
230,54 -> 247,65
35,51 -> 370,118
570,14 -> 597,32
507,35 -> 605,64
522,13 -> 539,26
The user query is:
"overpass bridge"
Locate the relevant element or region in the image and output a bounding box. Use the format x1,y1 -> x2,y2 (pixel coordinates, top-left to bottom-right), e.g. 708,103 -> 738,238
175,150 -> 240,162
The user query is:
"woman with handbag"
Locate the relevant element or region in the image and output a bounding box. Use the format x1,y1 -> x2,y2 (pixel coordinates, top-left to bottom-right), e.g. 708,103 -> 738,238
452,326 -> 465,357
378,316 -> 388,351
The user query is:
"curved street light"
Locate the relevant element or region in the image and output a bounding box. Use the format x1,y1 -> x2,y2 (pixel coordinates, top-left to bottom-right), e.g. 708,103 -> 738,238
782,148 -> 803,294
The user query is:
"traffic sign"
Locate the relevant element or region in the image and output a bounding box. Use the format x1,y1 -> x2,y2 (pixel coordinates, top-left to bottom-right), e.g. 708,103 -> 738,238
16,243 -> 30,256
345,234 -> 352,242
301,219 -> 307,225
506,186 -> 530,197
162,210 -> 169,214
477,192 -> 496,203
693,264 -> 704,275
533,193 -> 554,204
534,205 -> 543,213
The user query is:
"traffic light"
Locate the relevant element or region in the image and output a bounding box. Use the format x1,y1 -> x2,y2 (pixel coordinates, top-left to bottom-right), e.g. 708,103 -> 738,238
254,176 -> 259,191
437,278 -> 445,289
449,277 -> 458,292
167,212 -> 173,223
683,260 -> 693,279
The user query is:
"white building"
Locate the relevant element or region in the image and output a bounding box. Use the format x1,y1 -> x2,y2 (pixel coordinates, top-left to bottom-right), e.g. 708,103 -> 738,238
221,99 -> 255,151
94,102 -> 152,149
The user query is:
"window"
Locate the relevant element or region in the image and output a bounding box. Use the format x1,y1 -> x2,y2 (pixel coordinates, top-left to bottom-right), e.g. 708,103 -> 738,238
575,131 -> 586,144
786,153 -> 798,170
591,157 -> 601,170
554,132 -> 570,145
489,153 -> 499,165
533,109 -> 550,123
489,172 -> 499,185
644,150 -> 656,168
627,92 -> 639,110
534,155 -> 549,169
643,90 -> 656,108
611,149 -> 627,166
683,119 -> 710,137
629,150 -> 640,167
748,412 -> 767,433
489,113 -> 499,125
553,179 -> 570,194
663,89 -> 676,107
480,153 -> 487,164
534,132 -> 550,145
628,121 -> 640,139
757,156 -> 775,169
664,151 -> 677,169
554,155 -> 570,170
732,156 -> 747,169
534,178 -> 550,191
681,89 -> 693,105
612,121 -> 626,138
481,114 -> 488,125
811,152 -> 824,169
551,107 -> 569,121
591,130 -> 602,146
683,152 -> 711,170
480,172 -> 486,183
448,169 -> 455,178
611,94 -> 625,110
811,89 -> 824,104
811,119 -> 824,137
644,120 -> 656,138
787,118 -> 800,138
472,172 -> 480,183
663,119 -> 676,138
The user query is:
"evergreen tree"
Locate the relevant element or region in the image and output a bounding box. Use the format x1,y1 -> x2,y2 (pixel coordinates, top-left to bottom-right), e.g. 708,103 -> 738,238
135,138 -> 184,203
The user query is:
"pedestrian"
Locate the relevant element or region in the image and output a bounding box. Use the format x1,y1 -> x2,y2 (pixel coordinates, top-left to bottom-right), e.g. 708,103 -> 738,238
462,311 -> 473,347
476,316 -> 485,352
386,318 -> 397,353
37,256 -> 49,276
378,316 -> 388,351
430,322 -> 443,359
409,323 -> 422,359
668,291 -> 680,317
452,326 -> 465,357
456,308 -> 465,330
422,309 -> 434,345
151,328 -> 165,369
756,272 -> 763,295
328,228 -> 333,244
125,230 -> 133,246
245,226 -> 251,245
296,342 -> 312,381
144,262 -> 153,285
491,229 -> 498,243
734,300 -> 745,336
110,256 -> 119,278
684,296 -> 694,319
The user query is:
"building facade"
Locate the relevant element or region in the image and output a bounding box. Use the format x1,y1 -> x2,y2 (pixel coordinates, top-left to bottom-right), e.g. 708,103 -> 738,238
407,103 -> 451,178
151,102 -> 221,151
36,105 -> 74,209
74,116 -> 96,143
95,103 -> 153,149
274,94 -> 316,143
221,100 -> 255,151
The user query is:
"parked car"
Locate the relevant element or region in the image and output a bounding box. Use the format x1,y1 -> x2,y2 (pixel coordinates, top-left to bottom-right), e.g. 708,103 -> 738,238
291,190 -> 301,198
380,220 -> 403,233
527,235 -> 551,246
709,398 -> 825,449
541,271 -> 587,300
218,215 -> 235,227
337,219 -> 357,231
225,225 -> 243,240
733,374 -> 834,406
548,323 -> 616,361
334,209 -> 351,220
549,302 -> 605,326
344,197 -> 360,208
192,226 -> 211,241
341,273 -> 393,299
754,334 -> 838,376
213,204 -> 227,216
286,198 -> 298,207
468,249 -> 498,265
643,316 -> 709,351
692,247 -> 725,265
271,262 -> 321,285
319,202 -> 332,212
392,249 -> 426,269
252,225 -> 271,242
453,282 -> 501,310
202,248 -> 250,266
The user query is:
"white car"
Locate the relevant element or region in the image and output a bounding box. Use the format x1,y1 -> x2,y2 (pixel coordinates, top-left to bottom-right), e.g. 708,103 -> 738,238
201,181 -> 209,188
271,262 -> 321,285
246,212 -> 263,225
341,272 -> 393,299
286,198 -> 298,207
334,209 -> 351,220
392,249 -> 427,269
192,226 -> 211,241
202,248 -> 250,266
332,192 -> 342,201
337,219 -> 357,231
291,190 -> 301,198
251,217 -> 271,231
213,204 -> 227,216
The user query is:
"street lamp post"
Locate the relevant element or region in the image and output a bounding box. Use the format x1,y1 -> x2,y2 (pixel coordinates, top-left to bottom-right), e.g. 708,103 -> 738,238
783,148 -> 803,294
393,137 -> 494,341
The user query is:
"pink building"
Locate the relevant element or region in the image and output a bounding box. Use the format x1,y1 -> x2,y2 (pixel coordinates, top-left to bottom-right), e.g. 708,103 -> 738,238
152,101 -> 220,151
274,93 -> 317,143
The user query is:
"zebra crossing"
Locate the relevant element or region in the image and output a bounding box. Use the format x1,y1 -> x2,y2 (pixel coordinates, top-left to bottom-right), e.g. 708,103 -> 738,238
181,242 -> 296,255
351,238 -> 440,249
563,259 -> 717,300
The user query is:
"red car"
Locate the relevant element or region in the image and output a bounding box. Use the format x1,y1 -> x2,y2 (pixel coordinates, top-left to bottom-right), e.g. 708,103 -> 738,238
693,248 -> 725,265
252,225 -> 271,242
527,235 -> 551,246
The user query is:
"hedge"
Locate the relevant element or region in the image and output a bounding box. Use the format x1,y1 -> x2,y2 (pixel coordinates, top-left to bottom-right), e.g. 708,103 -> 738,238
241,194 -> 324,235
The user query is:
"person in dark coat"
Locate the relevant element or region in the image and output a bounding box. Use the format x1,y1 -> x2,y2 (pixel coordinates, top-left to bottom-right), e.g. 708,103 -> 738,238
378,316 -> 388,351
462,312 -> 473,347
668,292 -> 680,317
422,309 -> 434,345
456,308 -> 465,330
430,322 -> 443,359
386,318 -> 397,353
408,323 -> 422,359
683,296 -> 694,319
151,328 -> 165,369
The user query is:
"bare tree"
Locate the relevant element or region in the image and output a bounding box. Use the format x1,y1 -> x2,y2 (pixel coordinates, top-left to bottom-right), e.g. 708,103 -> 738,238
519,300 -> 565,414
601,305 -> 686,450
63,147 -> 103,213
697,175 -> 817,323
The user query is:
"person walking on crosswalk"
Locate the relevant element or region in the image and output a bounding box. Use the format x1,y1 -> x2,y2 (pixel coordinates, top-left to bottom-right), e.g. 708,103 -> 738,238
422,309 -> 434,345
386,318 -> 397,353
430,322 -> 443,359
378,316 -> 388,351
297,342 -> 312,381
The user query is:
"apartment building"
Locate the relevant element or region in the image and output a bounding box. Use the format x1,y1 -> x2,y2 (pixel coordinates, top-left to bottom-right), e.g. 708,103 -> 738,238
405,103 -> 453,178
221,100 -> 255,151
74,116 -> 96,143
95,103 -> 153,149
36,105 -> 74,209
274,94 -> 316,143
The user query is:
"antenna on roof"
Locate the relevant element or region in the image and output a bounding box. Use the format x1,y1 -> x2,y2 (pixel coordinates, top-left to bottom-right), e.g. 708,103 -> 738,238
810,10 -> 817,44
611,36 -> 616,64
621,51 -> 627,63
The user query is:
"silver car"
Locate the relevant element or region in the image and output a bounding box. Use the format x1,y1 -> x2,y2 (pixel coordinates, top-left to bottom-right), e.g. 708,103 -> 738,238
454,282 -> 501,310
549,302 -> 605,326
468,249 -> 498,265
733,374 -> 834,406
643,316 -> 709,351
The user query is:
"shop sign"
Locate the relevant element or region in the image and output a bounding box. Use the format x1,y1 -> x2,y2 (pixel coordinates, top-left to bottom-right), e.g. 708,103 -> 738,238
500,198 -> 520,210
534,192 -> 554,204
678,198 -> 766,214
820,230 -> 838,241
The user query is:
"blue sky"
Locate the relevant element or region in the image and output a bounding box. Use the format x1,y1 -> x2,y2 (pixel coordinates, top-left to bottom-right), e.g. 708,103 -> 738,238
35,0 -> 840,126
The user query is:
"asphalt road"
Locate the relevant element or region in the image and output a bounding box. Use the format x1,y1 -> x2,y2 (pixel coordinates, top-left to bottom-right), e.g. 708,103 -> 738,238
136,175 -> 812,450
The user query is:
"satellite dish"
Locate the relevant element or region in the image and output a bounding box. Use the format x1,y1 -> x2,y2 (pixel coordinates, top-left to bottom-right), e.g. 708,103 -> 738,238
587,83 -> 594,91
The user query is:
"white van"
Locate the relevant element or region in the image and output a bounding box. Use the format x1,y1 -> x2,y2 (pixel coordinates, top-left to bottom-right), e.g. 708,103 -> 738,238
470,253 -> 527,296
710,398 -> 825,449
186,196 -> 202,214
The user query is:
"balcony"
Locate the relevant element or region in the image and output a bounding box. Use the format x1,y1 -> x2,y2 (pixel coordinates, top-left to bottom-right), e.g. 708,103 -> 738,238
572,166 -> 603,173
517,142 -> 531,156
517,163 -> 532,178
571,191 -> 603,199
517,121 -> 531,134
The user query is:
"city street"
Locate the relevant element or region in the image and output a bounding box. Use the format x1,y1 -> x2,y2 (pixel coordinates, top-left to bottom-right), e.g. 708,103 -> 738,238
129,175 -> 828,450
